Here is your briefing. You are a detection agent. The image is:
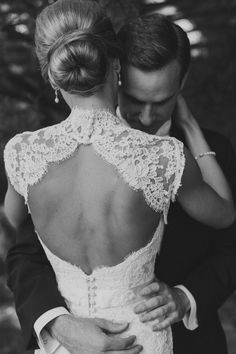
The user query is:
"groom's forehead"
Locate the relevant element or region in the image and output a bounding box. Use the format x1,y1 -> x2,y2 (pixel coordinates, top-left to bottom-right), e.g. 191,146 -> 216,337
121,62 -> 181,89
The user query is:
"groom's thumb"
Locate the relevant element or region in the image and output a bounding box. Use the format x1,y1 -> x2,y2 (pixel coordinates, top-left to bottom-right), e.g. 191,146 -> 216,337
95,318 -> 129,333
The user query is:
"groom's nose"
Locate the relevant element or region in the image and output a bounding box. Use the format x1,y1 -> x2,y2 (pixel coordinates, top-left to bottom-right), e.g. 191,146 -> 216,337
139,105 -> 155,126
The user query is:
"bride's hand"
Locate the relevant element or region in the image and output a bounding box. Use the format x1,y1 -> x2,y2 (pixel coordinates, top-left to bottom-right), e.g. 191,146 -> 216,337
134,280 -> 190,331
47,314 -> 143,353
155,120 -> 171,137
173,95 -> 198,130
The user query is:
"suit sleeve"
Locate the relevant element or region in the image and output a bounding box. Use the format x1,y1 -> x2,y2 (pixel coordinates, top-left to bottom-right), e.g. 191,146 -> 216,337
182,136 -> 236,325
6,215 -> 68,350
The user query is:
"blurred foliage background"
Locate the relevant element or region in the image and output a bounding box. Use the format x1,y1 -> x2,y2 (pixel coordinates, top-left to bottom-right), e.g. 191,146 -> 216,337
0,0 -> 236,353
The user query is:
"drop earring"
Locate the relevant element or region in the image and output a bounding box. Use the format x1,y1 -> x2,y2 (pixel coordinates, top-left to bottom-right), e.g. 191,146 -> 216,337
55,89 -> 59,103
118,73 -> 122,86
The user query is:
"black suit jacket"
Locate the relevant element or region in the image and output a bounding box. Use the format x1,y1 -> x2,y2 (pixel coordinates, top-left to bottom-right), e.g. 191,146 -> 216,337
6,128 -> 236,353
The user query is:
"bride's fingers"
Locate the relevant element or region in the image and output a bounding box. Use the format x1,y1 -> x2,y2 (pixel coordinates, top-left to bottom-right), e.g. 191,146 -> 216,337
134,295 -> 165,314
139,303 -> 173,323
152,313 -> 176,331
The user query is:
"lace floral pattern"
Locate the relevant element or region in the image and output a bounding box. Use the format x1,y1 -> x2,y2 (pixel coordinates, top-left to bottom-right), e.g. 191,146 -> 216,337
4,108 -> 185,221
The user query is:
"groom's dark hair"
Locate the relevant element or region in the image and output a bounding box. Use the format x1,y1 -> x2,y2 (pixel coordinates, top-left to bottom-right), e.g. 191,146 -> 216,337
117,13 -> 190,83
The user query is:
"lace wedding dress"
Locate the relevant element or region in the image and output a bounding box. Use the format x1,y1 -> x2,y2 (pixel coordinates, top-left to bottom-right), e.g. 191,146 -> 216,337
4,108 -> 185,354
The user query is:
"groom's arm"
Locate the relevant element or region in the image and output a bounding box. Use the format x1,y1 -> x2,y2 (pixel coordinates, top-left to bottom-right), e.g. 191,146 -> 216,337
183,222 -> 236,325
6,215 -> 68,350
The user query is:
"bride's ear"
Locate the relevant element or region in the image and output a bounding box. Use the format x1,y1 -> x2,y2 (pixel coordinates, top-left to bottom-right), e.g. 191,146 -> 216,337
112,59 -> 121,86
112,59 -> 121,74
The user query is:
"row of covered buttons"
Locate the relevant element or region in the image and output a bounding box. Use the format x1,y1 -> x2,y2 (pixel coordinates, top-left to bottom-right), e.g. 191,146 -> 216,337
87,277 -> 97,314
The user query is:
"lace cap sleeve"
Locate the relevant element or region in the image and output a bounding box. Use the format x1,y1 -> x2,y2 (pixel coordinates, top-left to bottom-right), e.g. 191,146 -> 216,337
154,137 -> 185,223
4,134 -> 27,197
3,119 -> 81,201
102,126 -> 185,224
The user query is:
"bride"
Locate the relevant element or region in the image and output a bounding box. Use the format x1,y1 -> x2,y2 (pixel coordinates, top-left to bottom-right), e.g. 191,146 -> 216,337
4,0 -> 235,353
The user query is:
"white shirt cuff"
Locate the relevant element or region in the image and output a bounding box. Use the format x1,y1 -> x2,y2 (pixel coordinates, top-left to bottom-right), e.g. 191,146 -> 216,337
175,285 -> 198,330
34,307 -> 69,354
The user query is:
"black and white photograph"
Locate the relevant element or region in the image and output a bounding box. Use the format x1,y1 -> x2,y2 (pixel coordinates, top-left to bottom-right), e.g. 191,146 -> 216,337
0,1 -> 236,353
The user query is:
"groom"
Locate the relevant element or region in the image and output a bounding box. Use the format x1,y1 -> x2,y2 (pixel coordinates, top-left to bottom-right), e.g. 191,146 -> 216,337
7,14 -> 236,354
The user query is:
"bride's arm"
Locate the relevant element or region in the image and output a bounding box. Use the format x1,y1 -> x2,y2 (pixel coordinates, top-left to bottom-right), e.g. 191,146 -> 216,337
170,96 -> 235,229
174,95 -> 233,204
178,146 -> 235,229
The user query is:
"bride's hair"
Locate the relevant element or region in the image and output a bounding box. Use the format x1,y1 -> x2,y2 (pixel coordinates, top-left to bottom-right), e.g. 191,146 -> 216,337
35,0 -> 120,96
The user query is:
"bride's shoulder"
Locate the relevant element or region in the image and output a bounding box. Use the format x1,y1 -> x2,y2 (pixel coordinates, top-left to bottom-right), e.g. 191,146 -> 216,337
114,125 -> 185,174
121,129 -> 186,219
4,120 -> 65,156
124,127 -> 184,155
3,121 -> 67,197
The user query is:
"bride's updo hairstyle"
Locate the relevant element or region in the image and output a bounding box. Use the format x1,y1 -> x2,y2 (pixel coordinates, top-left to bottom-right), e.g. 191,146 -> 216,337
35,0 -> 120,96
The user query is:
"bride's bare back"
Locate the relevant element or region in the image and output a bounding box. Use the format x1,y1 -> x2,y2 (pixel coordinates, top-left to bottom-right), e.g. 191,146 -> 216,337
5,109 -> 186,275
29,144 -> 158,275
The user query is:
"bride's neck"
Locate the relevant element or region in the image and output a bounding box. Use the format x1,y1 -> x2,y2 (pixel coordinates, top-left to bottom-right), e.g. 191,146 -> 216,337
61,83 -> 117,115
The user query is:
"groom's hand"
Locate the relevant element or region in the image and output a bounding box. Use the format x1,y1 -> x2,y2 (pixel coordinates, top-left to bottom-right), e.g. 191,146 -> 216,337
47,314 -> 143,353
134,280 -> 190,331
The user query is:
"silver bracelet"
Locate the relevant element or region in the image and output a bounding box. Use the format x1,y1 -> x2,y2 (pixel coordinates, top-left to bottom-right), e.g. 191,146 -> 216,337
194,151 -> 216,160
